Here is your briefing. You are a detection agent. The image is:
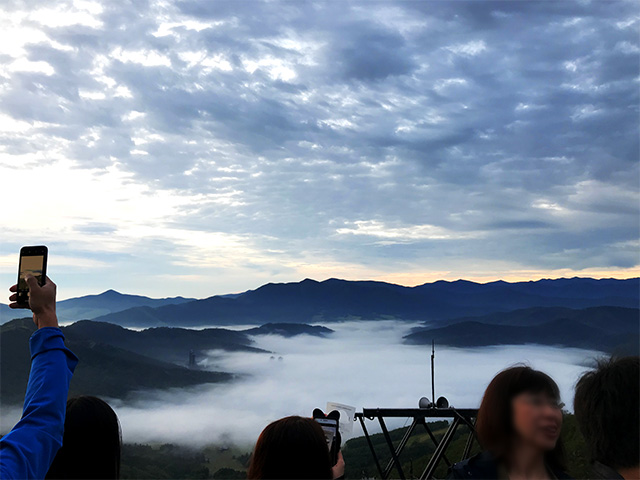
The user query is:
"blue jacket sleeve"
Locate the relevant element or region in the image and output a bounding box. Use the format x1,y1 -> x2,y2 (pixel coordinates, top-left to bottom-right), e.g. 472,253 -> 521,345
0,327 -> 78,480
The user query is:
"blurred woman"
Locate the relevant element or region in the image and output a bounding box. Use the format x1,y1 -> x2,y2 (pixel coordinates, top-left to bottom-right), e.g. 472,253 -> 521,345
46,396 -> 121,479
449,366 -> 571,479
248,416 -> 345,479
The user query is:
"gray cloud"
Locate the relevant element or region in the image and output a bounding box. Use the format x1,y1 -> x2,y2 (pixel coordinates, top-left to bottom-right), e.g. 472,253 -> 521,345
0,0 -> 638,292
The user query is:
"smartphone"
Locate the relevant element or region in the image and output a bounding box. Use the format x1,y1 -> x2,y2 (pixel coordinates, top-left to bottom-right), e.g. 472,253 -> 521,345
315,417 -> 339,464
17,245 -> 48,306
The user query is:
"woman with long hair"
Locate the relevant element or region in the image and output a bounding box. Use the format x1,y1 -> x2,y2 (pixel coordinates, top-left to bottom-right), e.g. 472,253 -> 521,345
46,396 -> 121,479
248,416 -> 344,479
449,366 -> 571,479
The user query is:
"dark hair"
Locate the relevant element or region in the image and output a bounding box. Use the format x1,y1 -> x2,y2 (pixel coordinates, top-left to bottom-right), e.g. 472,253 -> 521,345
476,365 -> 566,470
574,356 -> 640,470
247,416 -> 332,479
46,396 -> 121,479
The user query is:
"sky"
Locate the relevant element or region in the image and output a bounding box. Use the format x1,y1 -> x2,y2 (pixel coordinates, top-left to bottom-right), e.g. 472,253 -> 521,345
0,0 -> 638,300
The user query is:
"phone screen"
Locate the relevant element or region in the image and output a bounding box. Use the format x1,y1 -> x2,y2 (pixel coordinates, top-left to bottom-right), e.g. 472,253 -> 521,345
315,418 -> 338,450
17,246 -> 47,304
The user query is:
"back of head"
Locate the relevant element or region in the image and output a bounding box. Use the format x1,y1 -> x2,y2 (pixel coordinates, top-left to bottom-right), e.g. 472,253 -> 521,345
248,416 -> 332,480
476,365 -> 565,469
574,356 -> 640,471
46,396 -> 121,479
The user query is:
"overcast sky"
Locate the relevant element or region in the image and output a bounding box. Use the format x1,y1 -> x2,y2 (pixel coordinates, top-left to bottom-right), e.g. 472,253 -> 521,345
1,0 -> 638,299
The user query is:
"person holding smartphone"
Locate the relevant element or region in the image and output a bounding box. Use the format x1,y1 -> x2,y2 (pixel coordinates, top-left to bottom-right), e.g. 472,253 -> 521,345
0,271 -> 79,480
248,416 -> 345,479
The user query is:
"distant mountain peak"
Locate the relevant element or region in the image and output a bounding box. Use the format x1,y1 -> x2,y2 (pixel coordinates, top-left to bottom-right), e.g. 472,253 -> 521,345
101,289 -> 122,296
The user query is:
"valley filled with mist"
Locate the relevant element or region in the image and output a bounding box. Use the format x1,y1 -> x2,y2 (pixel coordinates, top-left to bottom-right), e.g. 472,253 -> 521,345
94,322 -> 602,447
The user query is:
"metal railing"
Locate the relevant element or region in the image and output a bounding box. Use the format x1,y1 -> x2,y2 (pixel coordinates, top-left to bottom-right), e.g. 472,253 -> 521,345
354,407 -> 478,480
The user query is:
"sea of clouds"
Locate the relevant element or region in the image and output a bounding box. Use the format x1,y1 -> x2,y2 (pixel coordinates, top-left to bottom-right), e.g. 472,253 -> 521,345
100,320 -> 602,447
0,320 -> 601,447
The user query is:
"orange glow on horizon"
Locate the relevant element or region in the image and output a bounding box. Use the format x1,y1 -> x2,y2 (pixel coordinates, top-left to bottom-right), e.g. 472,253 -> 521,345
372,267 -> 640,287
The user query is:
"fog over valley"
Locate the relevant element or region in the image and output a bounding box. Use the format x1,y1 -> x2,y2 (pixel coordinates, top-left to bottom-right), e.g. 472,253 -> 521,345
2,320 -> 601,447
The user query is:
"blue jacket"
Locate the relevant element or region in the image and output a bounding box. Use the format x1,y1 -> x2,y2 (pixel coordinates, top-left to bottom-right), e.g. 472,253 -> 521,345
0,327 -> 78,480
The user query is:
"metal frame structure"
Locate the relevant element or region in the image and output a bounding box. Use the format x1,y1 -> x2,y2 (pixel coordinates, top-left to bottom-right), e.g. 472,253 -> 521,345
354,407 -> 478,480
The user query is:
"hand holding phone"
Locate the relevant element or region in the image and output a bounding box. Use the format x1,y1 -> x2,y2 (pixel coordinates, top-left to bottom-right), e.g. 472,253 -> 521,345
332,451 -> 345,480
313,408 -> 341,466
16,245 -> 48,305
9,246 -> 57,329
9,277 -> 58,329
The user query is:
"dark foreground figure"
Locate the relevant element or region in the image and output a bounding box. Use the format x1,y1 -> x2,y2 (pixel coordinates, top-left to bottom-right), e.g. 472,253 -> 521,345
574,356 -> 640,480
46,396 -> 122,479
248,416 -> 345,479
448,366 -> 571,480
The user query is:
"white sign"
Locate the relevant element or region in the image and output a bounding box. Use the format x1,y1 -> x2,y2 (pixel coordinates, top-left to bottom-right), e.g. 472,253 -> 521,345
326,402 -> 356,437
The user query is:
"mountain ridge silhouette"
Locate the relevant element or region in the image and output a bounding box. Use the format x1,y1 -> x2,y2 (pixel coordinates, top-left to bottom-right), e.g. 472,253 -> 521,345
90,277 -> 639,327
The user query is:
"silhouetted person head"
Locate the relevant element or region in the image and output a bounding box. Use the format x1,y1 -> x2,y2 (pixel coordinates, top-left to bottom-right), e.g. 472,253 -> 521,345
46,396 -> 121,479
248,416 -> 332,479
574,356 -> 639,479
476,366 -> 566,472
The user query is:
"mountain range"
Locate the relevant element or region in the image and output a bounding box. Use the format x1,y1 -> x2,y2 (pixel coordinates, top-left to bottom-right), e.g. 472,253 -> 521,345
244,323 -> 334,337
2,276 -> 638,407
405,306 -> 639,355
90,277 -> 639,327
0,289 -> 194,324
2,277 -> 636,328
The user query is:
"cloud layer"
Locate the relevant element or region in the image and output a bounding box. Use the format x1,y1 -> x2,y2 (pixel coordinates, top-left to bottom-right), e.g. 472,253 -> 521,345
0,321 -> 601,446
0,1 -> 638,297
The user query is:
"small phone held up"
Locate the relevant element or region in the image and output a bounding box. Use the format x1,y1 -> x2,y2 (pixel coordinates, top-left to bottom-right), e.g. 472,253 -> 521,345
313,408 -> 341,466
17,245 -> 48,306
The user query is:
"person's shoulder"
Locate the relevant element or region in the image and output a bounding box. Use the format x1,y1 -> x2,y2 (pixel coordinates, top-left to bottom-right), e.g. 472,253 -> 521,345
448,452 -> 499,479
550,467 -> 574,480
554,471 -> 573,480
546,460 -> 574,480
590,461 -> 624,480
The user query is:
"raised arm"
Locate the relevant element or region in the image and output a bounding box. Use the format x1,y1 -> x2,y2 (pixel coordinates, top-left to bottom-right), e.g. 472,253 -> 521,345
0,276 -> 78,480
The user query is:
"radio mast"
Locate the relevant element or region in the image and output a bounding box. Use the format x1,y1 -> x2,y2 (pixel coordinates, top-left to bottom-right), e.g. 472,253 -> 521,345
431,340 -> 435,404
